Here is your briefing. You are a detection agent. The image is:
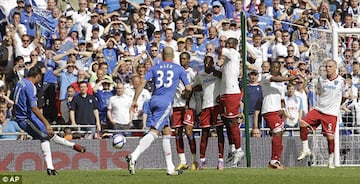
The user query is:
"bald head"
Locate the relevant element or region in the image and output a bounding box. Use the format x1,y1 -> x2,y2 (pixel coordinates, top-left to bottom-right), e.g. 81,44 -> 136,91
162,47 -> 174,61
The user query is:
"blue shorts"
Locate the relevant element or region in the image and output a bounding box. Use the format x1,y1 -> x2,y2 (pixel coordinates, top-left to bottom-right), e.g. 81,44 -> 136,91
148,98 -> 172,131
16,114 -> 50,140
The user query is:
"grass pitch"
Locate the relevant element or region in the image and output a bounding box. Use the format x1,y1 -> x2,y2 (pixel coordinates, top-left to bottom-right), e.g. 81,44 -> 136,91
3,167 -> 360,184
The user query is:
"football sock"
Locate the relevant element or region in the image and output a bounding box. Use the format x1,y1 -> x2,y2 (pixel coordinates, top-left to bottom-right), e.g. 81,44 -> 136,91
230,144 -> 236,153
230,123 -> 241,149
300,126 -> 308,141
162,135 -> 175,173
41,141 -> 54,170
132,131 -> 158,161
271,135 -> 283,161
302,140 -> 310,152
179,153 -> 186,164
328,139 -> 334,154
51,134 -> 75,148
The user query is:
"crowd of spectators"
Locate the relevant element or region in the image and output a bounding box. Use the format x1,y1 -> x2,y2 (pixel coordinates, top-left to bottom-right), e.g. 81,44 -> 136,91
0,0 -> 359,140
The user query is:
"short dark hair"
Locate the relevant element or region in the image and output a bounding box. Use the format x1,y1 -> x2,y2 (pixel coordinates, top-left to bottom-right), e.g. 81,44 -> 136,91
78,81 -> 88,86
27,66 -> 42,78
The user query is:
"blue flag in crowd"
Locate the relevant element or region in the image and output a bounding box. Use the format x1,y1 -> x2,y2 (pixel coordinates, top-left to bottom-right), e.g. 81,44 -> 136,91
32,7 -> 55,33
0,6 -> 6,24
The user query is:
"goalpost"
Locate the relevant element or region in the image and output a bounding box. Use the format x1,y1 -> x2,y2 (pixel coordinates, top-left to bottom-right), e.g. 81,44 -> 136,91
309,27 -> 360,167
332,28 -> 360,167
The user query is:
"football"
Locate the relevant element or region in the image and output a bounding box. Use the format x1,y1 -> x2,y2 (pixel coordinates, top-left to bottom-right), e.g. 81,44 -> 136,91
112,134 -> 126,149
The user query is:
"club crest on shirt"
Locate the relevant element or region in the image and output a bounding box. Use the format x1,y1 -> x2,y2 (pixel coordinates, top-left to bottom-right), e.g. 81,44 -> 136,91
89,99 -> 92,103
334,80 -> 338,86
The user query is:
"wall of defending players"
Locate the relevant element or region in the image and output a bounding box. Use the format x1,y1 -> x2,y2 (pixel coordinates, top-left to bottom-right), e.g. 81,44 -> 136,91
0,137 -> 320,171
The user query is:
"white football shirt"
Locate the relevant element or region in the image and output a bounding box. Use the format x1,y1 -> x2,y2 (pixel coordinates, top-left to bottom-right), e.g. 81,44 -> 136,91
315,75 -> 348,116
261,73 -> 285,114
193,70 -> 221,109
173,67 -> 197,107
220,48 -> 241,95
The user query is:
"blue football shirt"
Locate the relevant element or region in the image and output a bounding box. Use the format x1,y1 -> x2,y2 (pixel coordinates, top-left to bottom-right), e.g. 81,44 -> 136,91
12,78 -> 38,120
144,61 -> 190,102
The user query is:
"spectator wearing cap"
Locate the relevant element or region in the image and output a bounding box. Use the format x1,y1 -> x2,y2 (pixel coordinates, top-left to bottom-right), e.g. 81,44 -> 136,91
132,18 -> 155,42
84,12 -> 104,41
8,0 -> 25,24
217,19 -> 240,40
20,2 -> 36,37
180,7 -> 195,26
204,26 -> 219,48
212,1 -> 226,22
185,0 -> 201,24
174,18 -> 187,41
173,37 -> 187,65
87,25 -> 105,50
202,10 -> 219,32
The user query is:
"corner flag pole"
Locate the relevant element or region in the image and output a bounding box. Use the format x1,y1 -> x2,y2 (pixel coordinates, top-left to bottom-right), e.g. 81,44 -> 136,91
240,12 -> 250,167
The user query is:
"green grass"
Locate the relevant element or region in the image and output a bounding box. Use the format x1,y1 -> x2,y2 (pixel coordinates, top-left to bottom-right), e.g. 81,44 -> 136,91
3,167 -> 360,184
